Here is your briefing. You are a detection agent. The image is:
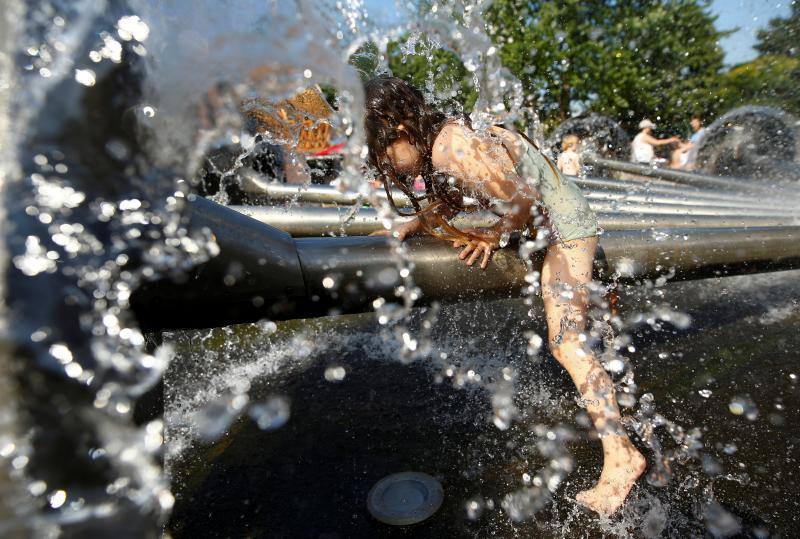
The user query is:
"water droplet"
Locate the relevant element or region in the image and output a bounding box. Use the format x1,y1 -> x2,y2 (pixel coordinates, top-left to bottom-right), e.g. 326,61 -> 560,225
728,396 -> 758,420
617,393 -> 637,408
193,393 -> 249,442
74,69 -> 96,87
465,497 -> 484,520
249,396 -> 291,431
698,389 -> 712,398
728,400 -> 745,415
606,358 -> 625,374
28,480 -> 47,496
49,490 -> 67,509
258,320 -> 277,334
116,15 -> 150,42
324,365 -> 347,382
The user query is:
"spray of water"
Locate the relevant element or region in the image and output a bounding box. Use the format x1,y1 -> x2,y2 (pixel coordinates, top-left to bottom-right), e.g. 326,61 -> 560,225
2,0 -> 797,536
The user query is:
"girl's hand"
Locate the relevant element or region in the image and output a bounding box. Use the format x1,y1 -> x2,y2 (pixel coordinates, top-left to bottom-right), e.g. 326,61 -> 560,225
451,227 -> 501,270
369,217 -> 421,241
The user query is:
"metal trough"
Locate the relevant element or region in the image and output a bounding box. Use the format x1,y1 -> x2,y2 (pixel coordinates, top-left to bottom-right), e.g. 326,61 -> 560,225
131,197 -> 800,330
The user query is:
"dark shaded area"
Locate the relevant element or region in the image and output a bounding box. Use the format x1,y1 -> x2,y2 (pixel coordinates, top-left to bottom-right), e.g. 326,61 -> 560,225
170,360 -> 510,538
696,106 -> 800,180
167,270 -> 800,537
5,2 -> 168,534
547,113 -> 631,166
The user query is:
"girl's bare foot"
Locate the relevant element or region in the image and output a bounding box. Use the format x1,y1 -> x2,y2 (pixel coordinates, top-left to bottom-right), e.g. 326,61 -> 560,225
575,437 -> 646,516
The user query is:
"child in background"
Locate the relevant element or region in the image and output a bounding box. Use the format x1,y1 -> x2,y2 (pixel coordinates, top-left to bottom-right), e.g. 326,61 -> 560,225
557,134 -> 582,176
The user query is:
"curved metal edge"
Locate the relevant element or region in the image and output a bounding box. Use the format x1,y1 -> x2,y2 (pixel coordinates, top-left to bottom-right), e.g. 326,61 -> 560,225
131,196 -> 309,329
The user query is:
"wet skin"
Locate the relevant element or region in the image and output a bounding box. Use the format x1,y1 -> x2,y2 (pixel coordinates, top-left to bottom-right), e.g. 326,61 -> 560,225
383,123 -> 646,515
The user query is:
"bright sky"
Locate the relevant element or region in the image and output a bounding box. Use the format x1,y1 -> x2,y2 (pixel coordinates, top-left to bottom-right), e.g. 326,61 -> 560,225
712,0 -> 792,65
361,0 -> 793,66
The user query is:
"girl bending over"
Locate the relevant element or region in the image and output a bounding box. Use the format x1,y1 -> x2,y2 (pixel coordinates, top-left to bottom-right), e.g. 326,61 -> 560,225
364,76 -> 645,516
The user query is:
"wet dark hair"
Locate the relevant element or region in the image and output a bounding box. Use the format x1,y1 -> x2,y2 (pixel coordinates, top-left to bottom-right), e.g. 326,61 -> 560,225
364,76 -> 465,218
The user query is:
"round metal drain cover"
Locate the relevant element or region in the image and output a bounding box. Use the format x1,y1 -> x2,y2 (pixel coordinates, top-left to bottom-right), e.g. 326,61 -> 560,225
367,471 -> 443,525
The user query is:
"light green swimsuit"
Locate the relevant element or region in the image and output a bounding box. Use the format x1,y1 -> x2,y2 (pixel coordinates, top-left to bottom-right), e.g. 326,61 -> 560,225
513,137 -> 598,243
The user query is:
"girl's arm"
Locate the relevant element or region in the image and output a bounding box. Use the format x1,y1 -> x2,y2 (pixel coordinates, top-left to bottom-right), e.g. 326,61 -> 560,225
368,216 -> 423,240
431,123 -> 536,269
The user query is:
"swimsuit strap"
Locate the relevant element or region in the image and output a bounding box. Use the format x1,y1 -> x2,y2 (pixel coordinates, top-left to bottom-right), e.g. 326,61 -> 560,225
491,125 -> 562,186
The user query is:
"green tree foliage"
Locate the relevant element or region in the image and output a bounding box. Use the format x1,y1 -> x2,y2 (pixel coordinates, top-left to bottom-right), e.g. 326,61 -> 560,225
754,3 -> 799,58
484,0 -> 727,132
349,41 -> 382,82
385,35 -> 478,114
714,4 -> 800,117
717,55 -> 800,116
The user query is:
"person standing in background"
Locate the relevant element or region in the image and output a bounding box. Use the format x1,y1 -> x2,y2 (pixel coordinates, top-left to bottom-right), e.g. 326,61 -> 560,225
684,115 -> 707,170
631,119 -> 679,164
688,115 -> 707,145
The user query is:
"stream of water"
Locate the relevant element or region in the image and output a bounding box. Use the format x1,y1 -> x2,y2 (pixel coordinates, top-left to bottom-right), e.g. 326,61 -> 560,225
0,1 -> 798,537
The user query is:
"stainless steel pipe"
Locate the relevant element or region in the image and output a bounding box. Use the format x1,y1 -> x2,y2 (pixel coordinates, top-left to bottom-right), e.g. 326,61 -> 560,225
132,198 -> 800,329
584,154 -> 769,192
576,177 -> 795,209
587,200 -> 795,217
239,170 -> 483,207
583,190 -> 780,210
240,173 -> 794,211
230,205 -> 799,237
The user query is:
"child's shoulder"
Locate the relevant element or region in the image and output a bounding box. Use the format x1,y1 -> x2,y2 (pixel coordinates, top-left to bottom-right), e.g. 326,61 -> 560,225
432,121 -> 472,163
435,120 -> 471,142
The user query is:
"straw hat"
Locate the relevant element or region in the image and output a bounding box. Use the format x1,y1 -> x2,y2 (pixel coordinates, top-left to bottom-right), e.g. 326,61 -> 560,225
638,119 -> 656,130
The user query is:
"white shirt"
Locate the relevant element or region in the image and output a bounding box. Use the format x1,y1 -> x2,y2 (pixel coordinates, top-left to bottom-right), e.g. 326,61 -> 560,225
631,132 -> 654,163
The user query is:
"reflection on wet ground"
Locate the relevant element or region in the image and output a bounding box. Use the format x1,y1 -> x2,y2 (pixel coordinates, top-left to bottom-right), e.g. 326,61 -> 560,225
166,270 -> 799,537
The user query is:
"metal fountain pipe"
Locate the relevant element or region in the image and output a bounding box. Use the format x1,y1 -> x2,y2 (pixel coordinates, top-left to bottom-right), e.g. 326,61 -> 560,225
582,191 -> 782,210
584,154 -> 771,192
132,196 -> 308,328
239,169 -> 401,205
241,172 -> 793,210
245,171 -> 743,206
587,200 -> 795,217
598,213 -> 796,230
239,169 -> 481,207
230,204 -> 799,236
229,205 -> 499,236
241,180 -> 794,214
581,176 -> 792,208
131,197 -> 800,330
576,178 -> 797,210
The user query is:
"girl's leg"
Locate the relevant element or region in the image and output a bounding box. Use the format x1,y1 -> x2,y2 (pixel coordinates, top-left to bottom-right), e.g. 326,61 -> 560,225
541,237 -> 645,516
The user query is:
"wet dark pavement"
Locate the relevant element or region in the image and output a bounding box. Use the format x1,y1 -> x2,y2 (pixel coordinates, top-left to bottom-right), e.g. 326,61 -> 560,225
166,270 -> 800,538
